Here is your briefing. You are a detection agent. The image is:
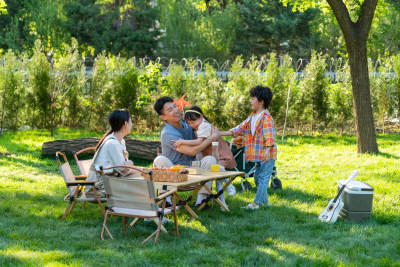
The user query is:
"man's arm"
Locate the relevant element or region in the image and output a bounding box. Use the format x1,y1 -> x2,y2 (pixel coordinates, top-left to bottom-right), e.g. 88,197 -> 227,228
176,126 -> 221,156
173,137 -> 204,147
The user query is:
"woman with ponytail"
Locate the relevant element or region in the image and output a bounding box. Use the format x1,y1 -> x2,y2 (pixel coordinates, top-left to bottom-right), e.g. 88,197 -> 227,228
86,109 -> 140,197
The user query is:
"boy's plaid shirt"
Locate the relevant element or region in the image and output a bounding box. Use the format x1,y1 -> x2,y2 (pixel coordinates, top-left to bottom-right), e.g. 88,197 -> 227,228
231,110 -> 277,162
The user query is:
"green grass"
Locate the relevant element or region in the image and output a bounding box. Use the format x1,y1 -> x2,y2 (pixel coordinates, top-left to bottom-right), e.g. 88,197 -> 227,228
1,128 -> 400,266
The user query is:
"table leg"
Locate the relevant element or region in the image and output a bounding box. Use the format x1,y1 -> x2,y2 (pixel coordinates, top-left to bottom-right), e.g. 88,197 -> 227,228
201,185 -> 229,211
198,176 -> 236,211
174,193 -> 198,219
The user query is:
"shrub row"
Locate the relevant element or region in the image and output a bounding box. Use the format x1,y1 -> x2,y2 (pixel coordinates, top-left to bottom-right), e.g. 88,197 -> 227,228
1,39 -> 400,135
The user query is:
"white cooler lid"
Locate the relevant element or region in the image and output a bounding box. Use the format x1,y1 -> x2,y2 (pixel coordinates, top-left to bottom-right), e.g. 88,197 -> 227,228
338,180 -> 374,192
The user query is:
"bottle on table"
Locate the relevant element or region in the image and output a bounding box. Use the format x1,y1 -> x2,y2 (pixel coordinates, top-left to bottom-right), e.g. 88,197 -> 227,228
211,142 -> 220,172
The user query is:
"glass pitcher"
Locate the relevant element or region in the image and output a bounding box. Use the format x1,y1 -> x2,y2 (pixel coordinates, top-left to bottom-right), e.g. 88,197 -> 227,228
210,142 -> 220,172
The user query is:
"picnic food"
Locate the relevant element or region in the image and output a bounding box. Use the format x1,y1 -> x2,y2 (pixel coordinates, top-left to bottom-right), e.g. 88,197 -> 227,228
169,165 -> 184,172
141,167 -> 189,182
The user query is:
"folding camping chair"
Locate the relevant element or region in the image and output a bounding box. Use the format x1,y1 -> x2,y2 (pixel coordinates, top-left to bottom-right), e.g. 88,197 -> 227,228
55,151 -> 106,220
228,139 -> 282,192
100,167 -> 179,245
73,147 -> 96,177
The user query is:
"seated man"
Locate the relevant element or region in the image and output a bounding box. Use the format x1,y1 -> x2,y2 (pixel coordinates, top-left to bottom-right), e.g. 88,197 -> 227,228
153,96 -> 228,207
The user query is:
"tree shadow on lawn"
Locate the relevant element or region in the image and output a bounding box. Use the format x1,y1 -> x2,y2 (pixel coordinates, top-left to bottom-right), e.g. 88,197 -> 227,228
2,190 -> 198,255
231,184 -> 327,206
375,151 -> 400,160
195,198 -> 367,265
3,187 -> 397,265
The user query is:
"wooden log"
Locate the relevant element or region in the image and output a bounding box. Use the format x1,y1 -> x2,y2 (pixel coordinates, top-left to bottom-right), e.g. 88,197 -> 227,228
42,137 -> 160,161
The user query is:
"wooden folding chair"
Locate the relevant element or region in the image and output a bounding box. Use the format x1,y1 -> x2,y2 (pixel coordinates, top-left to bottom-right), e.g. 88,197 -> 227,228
56,151 -> 106,220
73,147 -> 96,177
100,167 -> 179,245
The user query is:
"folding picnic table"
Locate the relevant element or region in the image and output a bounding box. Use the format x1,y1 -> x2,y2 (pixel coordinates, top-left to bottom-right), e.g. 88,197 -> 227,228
154,170 -> 245,219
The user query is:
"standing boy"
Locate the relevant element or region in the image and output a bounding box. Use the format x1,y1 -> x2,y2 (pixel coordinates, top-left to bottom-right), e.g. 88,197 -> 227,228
221,85 -> 277,209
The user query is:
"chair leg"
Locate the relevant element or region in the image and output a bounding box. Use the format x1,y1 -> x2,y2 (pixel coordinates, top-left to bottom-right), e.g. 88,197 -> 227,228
62,204 -> 72,220
101,212 -> 113,240
152,218 -> 167,233
130,217 -> 140,227
126,221 -> 138,235
142,229 -> 158,244
62,188 -> 79,219
171,195 -> 179,237
93,188 -> 105,215
69,199 -> 78,214
154,215 -> 163,245
122,217 -> 127,233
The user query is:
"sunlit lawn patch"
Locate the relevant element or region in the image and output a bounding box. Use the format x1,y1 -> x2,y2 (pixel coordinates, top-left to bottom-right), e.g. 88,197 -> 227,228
0,129 -> 399,265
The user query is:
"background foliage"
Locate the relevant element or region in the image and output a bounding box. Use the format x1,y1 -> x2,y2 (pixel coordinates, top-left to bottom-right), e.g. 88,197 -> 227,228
1,0 -> 400,61
1,39 -> 400,135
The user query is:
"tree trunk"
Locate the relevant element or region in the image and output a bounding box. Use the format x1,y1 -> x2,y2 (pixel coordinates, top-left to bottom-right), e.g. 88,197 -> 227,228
42,137 -> 161,161
347,38 -> 378,153
50,103 -> 54,137
326,0 -> 379,154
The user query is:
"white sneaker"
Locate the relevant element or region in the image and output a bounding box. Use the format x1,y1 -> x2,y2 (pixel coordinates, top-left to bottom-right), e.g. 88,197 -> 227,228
144,218 -> 173,224
161,217 -> 173,224
226,184 -> 236,197
262,202 -> 271,207
241,203 -> 259,210
220,204 -> 229,211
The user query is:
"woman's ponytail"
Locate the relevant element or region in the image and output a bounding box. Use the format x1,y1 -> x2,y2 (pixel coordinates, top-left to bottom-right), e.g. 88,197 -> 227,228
95,109 -> 130,151
95,128 -> 113,151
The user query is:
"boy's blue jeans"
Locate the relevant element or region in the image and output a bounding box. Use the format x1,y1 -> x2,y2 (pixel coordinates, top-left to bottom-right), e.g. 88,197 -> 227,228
253,159 -> 275,205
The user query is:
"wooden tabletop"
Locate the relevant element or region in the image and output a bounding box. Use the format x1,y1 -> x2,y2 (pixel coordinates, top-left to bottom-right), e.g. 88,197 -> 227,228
154,170 -> 245,188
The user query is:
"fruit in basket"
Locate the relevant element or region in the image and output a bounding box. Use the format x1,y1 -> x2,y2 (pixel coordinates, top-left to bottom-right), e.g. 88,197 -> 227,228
169,165 -> 183,172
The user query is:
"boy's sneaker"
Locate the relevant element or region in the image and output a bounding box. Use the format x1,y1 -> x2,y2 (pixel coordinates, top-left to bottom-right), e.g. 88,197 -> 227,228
226,185 -> 236,197
241,203 -> 259,210
262,202 -> 271,207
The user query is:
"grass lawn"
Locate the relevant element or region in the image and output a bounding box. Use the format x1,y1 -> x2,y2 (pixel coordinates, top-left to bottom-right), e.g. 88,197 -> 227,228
0,128 -> 399,266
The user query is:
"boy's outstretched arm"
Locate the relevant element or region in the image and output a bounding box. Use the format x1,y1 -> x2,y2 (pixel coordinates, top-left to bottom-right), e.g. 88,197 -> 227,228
220,131 -> 233,136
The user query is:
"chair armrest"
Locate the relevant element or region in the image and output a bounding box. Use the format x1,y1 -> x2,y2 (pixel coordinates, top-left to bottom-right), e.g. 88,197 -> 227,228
100,165 -> 152,176
74,175 -> 87,180
65,181 -> 96,186
74,147 -> 96,155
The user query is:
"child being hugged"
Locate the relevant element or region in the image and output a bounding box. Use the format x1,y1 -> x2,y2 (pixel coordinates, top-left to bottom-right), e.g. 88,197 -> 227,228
173,106 -> 212,148
173,106 -> 237,205
221,85 -> 277,210
173,106 -> 236,170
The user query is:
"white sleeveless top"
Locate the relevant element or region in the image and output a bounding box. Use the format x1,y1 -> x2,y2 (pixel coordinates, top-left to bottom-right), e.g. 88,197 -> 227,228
93,134 -> 127,174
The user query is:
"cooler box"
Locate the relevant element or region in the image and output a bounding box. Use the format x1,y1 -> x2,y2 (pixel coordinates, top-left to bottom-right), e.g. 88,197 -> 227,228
337,180 -> 374,222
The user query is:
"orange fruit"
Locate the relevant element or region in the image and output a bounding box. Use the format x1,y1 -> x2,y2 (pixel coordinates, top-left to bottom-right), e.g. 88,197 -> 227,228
169,165 -> 180,172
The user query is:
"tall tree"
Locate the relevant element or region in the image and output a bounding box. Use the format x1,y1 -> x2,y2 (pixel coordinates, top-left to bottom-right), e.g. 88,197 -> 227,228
282,0 -> 379,154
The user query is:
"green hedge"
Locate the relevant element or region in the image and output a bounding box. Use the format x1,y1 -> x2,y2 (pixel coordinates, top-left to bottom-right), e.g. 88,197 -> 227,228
1,39 -> 399,135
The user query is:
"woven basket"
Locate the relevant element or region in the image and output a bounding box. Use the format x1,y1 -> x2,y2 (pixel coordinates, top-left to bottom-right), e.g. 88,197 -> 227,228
141,168 -> 189,183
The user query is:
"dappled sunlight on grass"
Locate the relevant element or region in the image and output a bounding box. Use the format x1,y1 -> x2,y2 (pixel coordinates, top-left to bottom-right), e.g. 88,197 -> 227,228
1,248 -> 72,265
1,129 -> 400,265
181,220 -> 209,233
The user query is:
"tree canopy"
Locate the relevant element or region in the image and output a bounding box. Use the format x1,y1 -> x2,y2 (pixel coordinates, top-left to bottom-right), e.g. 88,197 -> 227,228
0,0 -> 399,61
